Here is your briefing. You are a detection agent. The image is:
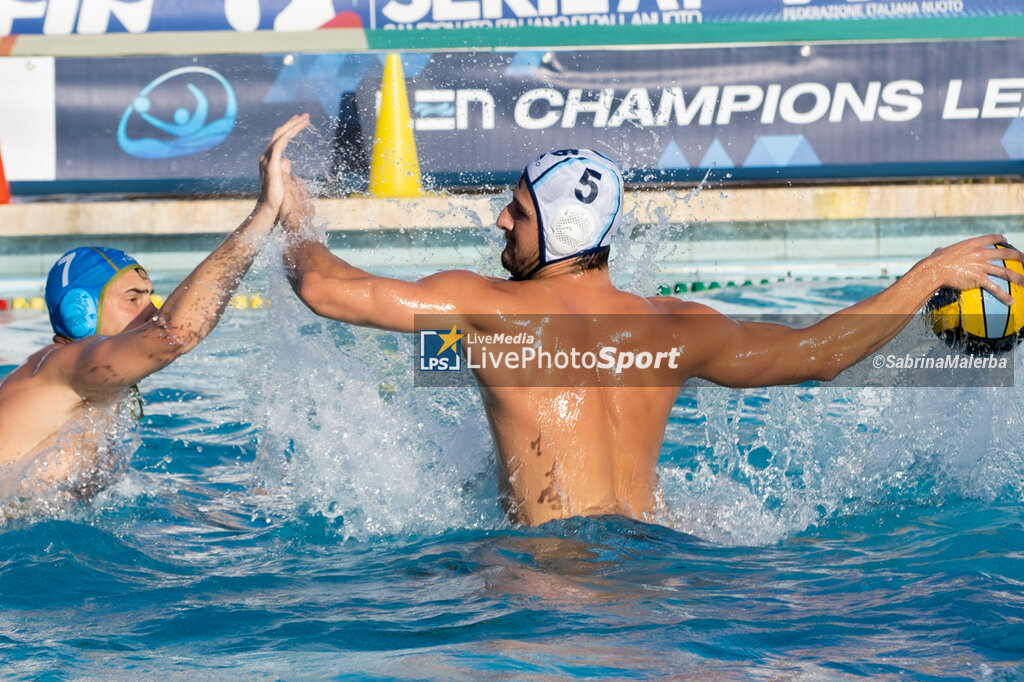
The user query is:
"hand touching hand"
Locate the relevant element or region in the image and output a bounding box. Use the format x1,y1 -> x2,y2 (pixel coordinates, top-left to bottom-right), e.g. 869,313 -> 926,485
281,171 -> 316,235
257,113 -> 310,213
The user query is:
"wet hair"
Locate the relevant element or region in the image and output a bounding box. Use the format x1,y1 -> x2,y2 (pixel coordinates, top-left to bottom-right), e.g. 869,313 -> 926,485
572,247 -> 610,273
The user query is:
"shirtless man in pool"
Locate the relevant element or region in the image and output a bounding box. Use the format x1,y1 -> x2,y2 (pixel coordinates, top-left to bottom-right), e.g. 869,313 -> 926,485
0,114 -> 310,510
280,145 -> 1023,527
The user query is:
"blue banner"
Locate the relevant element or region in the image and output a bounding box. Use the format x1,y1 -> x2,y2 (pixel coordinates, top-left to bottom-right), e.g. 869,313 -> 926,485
2,0 -> 357,35
35,40 -> 1024,195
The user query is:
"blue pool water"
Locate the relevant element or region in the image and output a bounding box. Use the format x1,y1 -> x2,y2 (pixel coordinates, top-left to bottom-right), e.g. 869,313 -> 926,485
2,254 -> 1024,678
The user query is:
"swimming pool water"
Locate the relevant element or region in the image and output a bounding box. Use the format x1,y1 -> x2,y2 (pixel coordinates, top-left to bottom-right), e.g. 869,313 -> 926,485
2,261 -> 1023,678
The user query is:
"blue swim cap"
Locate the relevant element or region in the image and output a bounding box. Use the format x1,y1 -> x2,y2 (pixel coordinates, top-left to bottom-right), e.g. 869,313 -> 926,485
45,247 -> 142,340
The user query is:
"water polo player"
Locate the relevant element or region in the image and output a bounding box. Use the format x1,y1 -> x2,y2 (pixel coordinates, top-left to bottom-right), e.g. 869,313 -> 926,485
280,141 -> 1024,527
0,114 -> 310,513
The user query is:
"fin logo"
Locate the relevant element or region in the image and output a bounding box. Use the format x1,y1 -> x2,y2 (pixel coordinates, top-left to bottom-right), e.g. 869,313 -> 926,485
117,67 -> 238,160
419,326 -> 464,371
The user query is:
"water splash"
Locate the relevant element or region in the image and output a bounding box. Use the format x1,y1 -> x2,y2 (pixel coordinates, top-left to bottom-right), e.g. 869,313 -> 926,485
658,285 -> 1024,546
244,237 -> 502,540
611,168 -> 712,296
0,397 -> 139,522
227,181 -> 1024,549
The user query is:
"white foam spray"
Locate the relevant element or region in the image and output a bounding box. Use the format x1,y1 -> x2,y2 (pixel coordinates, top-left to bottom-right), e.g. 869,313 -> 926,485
659,283 -> 1024,546
243,235 -> 502,540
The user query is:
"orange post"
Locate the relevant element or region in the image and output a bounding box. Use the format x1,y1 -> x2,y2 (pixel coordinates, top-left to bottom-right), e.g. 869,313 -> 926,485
0,139 -> 9,204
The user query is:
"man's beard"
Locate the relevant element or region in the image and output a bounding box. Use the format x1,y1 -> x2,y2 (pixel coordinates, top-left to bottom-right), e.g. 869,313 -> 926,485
501,241 -> 534,280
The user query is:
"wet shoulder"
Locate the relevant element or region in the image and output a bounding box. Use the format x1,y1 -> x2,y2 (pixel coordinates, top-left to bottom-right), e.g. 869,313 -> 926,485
0,340 -> 101,407
427,269 -> 510,294
646,296 -> 722,317
2,343 -> 61,388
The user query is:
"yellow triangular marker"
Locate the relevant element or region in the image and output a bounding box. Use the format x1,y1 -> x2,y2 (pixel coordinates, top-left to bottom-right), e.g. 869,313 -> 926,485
369,53 -> 424,197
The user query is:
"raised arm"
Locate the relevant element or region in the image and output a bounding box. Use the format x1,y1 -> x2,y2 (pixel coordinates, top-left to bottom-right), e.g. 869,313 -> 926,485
686,234 -> 1024,387
279,173 -> 496,333
61,114 -> 311,398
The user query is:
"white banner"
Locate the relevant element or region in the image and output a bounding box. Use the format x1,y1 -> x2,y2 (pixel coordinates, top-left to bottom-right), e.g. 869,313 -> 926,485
0,57 -> 55,181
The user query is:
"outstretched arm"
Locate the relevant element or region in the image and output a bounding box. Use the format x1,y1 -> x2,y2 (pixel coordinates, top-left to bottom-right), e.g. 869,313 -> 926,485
279,174 -> 495,333
62,114 -> 311,399
687,234 -> 1024,387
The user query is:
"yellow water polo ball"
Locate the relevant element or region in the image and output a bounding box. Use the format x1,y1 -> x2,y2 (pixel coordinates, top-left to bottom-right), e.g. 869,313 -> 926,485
927,243 -> 1024,354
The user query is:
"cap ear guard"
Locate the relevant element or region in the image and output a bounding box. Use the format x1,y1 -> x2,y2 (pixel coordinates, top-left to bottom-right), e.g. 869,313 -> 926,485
57,288 -> 98,340
547,206 -> 596,257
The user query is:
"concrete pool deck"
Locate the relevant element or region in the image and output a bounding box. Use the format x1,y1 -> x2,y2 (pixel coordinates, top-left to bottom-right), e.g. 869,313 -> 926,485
2,182 -> 1021,236
0,182 -> 1022,288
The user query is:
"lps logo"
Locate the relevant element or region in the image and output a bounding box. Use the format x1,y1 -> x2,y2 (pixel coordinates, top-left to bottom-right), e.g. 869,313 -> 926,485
419,326 -> 464,371
117,67 -> 237,160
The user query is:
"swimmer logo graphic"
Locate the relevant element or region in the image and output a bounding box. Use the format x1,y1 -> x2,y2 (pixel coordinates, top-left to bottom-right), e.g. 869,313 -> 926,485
117,67 -> 238,159
419,326 -> 464,371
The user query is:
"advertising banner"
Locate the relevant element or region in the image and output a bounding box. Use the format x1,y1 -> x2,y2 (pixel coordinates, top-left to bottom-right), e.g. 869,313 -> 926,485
3,0 -> 1021,34
1,0 -> 358,35
54,55 -> 313,192
1,0 -> 1022,52
360,41 -> 1024,184
366,0 -> 1020,29
14,39 -> 1024,194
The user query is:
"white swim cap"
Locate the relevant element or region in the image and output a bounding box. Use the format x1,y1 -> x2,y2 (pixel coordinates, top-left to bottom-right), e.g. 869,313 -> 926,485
522,149 -> 624,273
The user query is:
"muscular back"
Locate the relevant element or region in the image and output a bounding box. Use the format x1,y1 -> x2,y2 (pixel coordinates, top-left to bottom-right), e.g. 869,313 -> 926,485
479,383 -> 678,525
460,274 -> 689,525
